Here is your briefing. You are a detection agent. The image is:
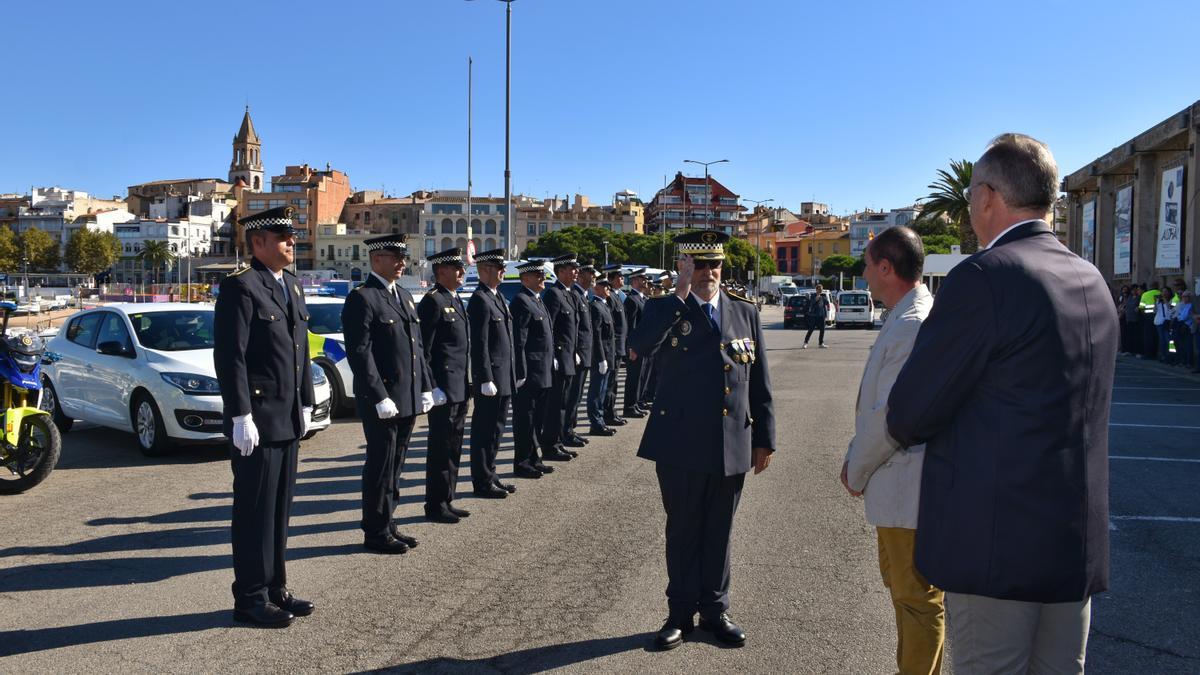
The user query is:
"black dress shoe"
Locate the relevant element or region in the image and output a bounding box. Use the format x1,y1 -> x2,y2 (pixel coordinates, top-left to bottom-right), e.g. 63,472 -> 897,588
564,436 -> 587,448
233,602 -> 294,628
269,589 -> 314,617
364,535 -> 408,554
532,462 -> 555,474
423,508 -> 461,524
388,526 -> 419,548
447,504 -> 471,518
623,408 -> 646,418
542,448 -> 573,461
653,617 -> 695,650
493,480 -> 517,494
571,433 -> 590,444
589,426 -> 616,436
699,613 -> 746,646
604,416 -> 627,426
473,485 -> 509,498
563,448 -> 580,458
513,465 -> 543,479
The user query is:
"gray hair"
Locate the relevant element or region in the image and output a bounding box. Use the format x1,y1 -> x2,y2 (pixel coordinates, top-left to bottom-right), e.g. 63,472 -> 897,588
867,226 -> 925,283
975,133 -> 1058,211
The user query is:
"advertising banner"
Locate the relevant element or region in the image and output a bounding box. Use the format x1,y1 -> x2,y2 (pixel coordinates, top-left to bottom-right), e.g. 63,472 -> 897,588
1155,166 -> 1185,269
1082,200 -> 1096,264
1114,185 -> 1132,276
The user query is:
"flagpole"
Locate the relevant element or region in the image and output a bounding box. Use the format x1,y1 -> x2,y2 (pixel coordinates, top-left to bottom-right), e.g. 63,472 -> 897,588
466,56 -> 474,265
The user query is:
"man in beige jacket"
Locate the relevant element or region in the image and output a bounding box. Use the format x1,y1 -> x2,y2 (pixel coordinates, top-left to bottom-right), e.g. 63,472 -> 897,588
841,226 -> 944,675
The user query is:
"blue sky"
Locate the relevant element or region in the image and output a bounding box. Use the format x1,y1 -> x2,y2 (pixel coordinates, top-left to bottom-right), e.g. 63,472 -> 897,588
5,0 -> 1197,215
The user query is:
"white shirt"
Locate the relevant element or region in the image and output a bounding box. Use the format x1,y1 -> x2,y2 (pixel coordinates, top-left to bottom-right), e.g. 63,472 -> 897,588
370,271 -> 396,293
984,219 -> 1041,250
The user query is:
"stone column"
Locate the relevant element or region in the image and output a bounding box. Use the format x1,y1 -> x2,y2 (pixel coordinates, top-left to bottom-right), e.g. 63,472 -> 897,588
1134,154 -> 1160,285
1096,174 -> 1117,280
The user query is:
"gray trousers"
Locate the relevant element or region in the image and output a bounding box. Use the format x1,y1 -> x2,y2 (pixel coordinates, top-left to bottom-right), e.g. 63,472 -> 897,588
945,592 -> 1091,675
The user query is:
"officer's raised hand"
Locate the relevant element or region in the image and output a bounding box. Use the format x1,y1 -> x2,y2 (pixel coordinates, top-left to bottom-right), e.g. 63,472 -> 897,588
674,254 -> 694,299
375,397 -> 399,419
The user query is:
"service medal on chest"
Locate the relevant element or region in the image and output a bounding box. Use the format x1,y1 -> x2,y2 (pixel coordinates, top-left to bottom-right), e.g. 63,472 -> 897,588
679,320 -> 692,335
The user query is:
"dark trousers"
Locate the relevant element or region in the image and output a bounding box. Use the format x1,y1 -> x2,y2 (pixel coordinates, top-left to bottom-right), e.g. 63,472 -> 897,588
804,315 -> 826,345
470,393 -> 510,490
1122,317 -> 1141,355
1175,326 -> 1194,368
425,400 -> 468,512
623,358 -> 643,413
230,438 -> 298,608
1141,317 -> 1158,359
656,464 -> 745,621
359,407 -> 417,538
604,362 -> 620,420
563,367 -> 589,436
513,384 -> 549,469
542,370 -> 571,450
640,354 -> 658,405
586,365 -> 609,428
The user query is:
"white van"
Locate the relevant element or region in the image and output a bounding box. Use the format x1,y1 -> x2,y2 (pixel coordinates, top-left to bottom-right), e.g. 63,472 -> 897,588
836,290 -> 874,328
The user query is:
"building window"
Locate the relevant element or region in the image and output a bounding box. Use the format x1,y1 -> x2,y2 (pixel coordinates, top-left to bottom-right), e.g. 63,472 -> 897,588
425,220 -> 436,236
441,218 -> 454,234
249,200 -> 265,210
364,212 -> 371,224
538,223 -> 547,235
296,214 -> 307,224
352,245 -> 360,261
614,224 -> 623,233
484,219 -> 497,234
442,237 -> 452,250
455,218 -> 467,234
425,239 -> 435,256
269,200 -> 285,208
527,223 -> 536,235
817,243 -> 823,254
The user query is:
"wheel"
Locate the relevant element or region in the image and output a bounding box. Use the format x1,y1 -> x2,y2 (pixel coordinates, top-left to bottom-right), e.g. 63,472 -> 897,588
39,377 -> 73,433
320,361 -> 352,416
0,414 -> 62,494
131,391 -> 170,457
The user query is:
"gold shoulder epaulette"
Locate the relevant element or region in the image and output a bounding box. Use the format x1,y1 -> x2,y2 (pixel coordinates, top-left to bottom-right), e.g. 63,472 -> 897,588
727,290 -> 753,303
229,267 -> 250,277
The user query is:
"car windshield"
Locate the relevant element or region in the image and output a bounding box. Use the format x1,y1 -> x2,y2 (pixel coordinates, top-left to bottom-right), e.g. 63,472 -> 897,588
308,303 -> 344,335
786,296 -> 807,308
128,311 -> 215,351
840,294 -> 870,306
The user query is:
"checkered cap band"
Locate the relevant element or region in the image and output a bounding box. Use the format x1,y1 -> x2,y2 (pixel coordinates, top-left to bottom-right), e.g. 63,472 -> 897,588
475,252 -> 505,263
244,217 -> 294,230
676,241 -> 724,255
367,240 -> 407,252
516,261 -> 544,273
429,253 -> 464,265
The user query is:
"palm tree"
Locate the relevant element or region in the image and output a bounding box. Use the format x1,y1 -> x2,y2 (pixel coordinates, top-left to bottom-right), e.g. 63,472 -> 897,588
137,240 -> 176,288
918,159 -> 976,253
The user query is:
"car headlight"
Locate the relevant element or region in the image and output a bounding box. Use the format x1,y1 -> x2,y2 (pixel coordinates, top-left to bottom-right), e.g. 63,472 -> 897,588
311,362 -> 327,385
161,372 -> 222,395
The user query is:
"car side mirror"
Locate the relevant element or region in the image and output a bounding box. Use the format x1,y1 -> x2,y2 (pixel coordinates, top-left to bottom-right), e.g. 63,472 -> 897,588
97,341 -> 134,358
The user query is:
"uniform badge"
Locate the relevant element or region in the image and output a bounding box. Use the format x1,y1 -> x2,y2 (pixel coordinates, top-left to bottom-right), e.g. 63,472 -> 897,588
293,284 -> 301,298
20,335 -> 32,346
679,320 -> 692,335
670,336 -> 679,347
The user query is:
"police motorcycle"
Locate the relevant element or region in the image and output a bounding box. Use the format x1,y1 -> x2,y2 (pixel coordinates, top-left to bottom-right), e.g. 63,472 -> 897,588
0,301 -> 61,494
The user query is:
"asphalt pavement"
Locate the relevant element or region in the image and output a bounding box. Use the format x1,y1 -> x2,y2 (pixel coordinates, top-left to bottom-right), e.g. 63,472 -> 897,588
1,306 -> 1197,673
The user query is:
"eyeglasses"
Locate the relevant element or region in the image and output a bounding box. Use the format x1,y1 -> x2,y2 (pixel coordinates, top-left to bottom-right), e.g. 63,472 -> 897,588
965,182 -> 992,201
694,260 -> 723,270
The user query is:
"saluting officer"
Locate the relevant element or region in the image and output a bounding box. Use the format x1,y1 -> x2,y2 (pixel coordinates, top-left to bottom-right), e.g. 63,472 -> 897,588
586,278 -> 616,436
342,234 -> 435,555
622,268 -> 650,419
627,231 -> 776,651
601,263 -> 627,427
540,253 -> 582,461
467,248 -> 518,498
509,259 -> 557,479
562,264 -> 595,448
214,205 -> 316,628
417,247 -> 472,524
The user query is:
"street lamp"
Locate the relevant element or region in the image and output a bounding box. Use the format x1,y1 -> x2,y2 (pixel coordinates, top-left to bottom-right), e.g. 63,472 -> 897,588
466,0 -> 516,255
683,158 -> 729,231
742,197 -> 773,299
602,239 -> 609,266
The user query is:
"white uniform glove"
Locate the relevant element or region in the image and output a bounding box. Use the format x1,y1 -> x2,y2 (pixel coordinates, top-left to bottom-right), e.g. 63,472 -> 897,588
598,360 -> 608,375
420,391 -> 435,414
575,354 -> 581,366
301,407 -> 312,437
481,381 -> 498,397
516,377 -> 526,388
232,414 -> 259,457
432,387 -> 448,406
375,397 -> 399,419
553,358 -> 559,371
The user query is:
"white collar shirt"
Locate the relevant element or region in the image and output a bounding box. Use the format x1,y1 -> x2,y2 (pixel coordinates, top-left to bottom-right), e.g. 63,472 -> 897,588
984,219 -> 1040,250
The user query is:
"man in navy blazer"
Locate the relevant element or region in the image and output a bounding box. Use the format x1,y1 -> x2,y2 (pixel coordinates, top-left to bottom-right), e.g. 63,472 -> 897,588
887,134 -> 1118,674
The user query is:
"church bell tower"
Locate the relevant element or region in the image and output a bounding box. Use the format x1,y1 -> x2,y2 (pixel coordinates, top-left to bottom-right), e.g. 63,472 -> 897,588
229,106 -> 263,191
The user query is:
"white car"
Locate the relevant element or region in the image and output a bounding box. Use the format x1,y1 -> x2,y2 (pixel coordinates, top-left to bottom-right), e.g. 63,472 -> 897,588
41,303 -> 330,456
835,290 -> 874,328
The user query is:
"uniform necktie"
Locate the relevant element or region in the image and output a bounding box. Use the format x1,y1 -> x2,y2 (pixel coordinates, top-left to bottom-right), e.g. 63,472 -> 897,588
276,276 -> 290,306
703,303 -> 718,332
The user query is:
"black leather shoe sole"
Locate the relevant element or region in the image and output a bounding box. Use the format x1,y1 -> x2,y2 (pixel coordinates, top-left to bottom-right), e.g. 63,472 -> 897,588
604,418 -> 627,426
424,512 -> 461,524
269,596 -> 314,617
473,488 -> 508,499
532,463 -> 555,473
623,410 -> 646,418
542,452 -> 573,461
563,438 -> 587,447
363,538 -> 408,554
233,608 -> 293,628
699,622 -> 745,647
589,427 -> 616,436
447,506 -> 471,517
654,633 -> 683,651
513,468 -> 543,479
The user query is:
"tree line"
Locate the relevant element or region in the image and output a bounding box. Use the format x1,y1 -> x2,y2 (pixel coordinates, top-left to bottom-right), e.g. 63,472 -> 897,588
0,226 -> 179,280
